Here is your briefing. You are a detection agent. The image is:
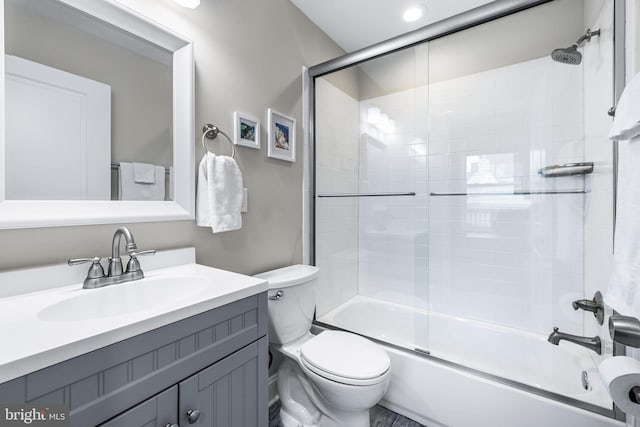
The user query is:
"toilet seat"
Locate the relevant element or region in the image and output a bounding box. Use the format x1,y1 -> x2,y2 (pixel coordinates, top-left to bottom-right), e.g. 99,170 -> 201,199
300,330 -> 390,386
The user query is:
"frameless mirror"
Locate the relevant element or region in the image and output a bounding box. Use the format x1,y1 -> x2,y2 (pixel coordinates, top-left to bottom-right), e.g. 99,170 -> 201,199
0,0 -> 194,228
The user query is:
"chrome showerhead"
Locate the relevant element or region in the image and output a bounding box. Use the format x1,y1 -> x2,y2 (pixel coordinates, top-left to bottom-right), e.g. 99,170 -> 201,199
550,28 -> 600,65
551,45 -> 582,65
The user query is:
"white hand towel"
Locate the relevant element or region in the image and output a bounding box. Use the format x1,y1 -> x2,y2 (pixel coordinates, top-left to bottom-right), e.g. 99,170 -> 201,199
609,72 -> 640,141
119,162 -> 165,201
606,74 -> 640,316
132,162 -> 156,184
196,153 -> 243,233
606,136 -> 640,316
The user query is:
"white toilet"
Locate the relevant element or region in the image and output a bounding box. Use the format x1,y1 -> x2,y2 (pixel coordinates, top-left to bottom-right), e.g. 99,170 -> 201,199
255,265 -> 391,427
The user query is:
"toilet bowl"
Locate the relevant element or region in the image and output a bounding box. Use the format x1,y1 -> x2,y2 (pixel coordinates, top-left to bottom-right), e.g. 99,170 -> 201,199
255,265 -> 391,427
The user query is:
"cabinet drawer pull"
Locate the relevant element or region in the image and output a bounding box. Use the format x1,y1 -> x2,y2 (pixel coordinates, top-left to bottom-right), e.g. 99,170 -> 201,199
186,409 -> 200,424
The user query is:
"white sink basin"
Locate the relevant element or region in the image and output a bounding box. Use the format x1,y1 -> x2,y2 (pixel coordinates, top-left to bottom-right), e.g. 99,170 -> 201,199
0,255 -> 268,385
38,275 -> 210,321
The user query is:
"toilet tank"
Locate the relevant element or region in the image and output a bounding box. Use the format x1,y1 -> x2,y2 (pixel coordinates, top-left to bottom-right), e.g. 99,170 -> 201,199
254,264 -> 319,344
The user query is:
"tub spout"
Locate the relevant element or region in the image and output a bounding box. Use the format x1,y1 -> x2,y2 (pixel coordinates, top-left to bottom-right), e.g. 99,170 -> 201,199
547,327 -> 601,355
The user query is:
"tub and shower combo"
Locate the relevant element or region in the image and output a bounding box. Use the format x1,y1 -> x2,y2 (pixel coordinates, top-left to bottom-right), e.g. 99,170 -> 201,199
304,0 -> 625,425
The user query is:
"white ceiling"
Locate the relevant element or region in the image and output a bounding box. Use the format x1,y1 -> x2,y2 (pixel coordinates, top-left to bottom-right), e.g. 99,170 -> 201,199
290,0 -> 496,52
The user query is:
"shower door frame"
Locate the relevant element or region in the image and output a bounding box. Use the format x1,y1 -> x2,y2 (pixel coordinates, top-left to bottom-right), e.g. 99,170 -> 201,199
303,0 -> 626,421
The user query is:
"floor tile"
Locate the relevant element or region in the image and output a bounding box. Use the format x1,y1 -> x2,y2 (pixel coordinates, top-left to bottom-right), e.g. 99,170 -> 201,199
269,401 -> 426,427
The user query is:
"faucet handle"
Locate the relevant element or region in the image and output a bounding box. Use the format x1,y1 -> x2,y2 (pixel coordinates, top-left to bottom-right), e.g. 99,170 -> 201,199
126,249 -> 156,273
130,250 -> 156,258
68,256 -> 101,265
571,291 -> 604,325
68,257 -> 105,279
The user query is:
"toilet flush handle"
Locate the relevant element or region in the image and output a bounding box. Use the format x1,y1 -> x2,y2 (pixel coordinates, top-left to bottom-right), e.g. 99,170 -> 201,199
269,290 -> 285,301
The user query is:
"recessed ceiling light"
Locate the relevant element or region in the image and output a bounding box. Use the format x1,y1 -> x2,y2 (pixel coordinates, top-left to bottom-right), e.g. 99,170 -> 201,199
403,6 -> 424,22
174,0 -> 200,8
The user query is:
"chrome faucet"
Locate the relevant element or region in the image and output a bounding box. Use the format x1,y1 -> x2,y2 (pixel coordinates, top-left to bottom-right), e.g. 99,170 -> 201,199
109,226 -> 140,277
69,227 -> 155,289
547,327 -> 602,355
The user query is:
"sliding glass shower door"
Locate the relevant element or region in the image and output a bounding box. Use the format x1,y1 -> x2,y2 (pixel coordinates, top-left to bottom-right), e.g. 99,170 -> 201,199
314,44 -> 431,352
312,0 -> 614,409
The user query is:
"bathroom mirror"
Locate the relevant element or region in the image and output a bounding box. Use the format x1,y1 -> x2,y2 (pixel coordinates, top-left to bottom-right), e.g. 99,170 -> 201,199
0,0 -> 195,228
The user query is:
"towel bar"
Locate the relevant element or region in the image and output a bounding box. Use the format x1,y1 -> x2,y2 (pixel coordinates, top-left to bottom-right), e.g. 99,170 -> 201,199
111,162 -> 170,174
317,192 -> 416,198
202,124 -> 236,158
430,190 -> 589,196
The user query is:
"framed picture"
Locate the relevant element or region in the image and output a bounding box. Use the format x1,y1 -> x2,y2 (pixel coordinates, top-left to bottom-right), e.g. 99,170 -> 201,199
233,111 -> 260,149
267,108 -> 295,162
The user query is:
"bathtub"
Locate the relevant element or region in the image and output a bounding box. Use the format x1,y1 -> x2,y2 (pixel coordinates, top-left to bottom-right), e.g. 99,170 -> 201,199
316,296 -> 623,427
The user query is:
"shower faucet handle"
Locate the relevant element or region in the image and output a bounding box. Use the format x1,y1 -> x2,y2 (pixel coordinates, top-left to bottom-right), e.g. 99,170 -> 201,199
572,291 -> 604,325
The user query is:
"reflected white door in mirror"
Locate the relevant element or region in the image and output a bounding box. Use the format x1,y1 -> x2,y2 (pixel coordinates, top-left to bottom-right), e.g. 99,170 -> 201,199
0,0 -> 195,228
6,55 -> 111,200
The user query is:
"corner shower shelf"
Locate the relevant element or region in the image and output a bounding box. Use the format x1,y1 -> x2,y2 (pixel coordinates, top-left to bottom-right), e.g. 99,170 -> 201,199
430,189 -> 589,196
538,162 -> 594,177
316,192 -> 416,198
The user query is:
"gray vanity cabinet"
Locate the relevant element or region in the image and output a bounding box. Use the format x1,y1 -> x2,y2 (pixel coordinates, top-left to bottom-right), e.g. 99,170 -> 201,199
100,385 -> 178,427
178,339 -> 263,427
102,337 -> 266,427
0,293 -> 268,427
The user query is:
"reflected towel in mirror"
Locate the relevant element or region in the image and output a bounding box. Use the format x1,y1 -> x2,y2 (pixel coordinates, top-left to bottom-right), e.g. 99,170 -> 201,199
118,162 -> 165,201
132,162 -> 156,184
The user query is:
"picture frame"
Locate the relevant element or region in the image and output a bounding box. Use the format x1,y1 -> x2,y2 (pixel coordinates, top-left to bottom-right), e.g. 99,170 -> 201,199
233,111 -> 260,149
267,108 -> 296,162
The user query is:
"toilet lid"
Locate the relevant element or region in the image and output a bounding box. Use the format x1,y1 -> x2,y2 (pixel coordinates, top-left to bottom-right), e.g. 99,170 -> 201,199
300,331 -> 390,382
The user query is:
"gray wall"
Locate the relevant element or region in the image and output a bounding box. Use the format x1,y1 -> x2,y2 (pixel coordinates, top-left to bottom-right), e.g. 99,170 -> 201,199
357,0 -> 586,100
0,0 -> 345,275
636,0 -> 640,74
427,0 -> 585,83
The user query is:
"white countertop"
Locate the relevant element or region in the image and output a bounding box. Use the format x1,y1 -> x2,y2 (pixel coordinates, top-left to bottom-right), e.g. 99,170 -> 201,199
0,260 -> 267,384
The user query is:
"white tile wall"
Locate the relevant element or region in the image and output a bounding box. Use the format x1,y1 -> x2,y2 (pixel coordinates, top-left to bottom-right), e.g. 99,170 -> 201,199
357,55 -> 588,336
429,57 -> 588,335
316,50 -> 612,340
358,85 -> 430,310
314,79 -> 360,317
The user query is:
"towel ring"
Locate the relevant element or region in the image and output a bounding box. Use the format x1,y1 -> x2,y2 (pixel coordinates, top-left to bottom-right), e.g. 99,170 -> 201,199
202,124 -> 236,158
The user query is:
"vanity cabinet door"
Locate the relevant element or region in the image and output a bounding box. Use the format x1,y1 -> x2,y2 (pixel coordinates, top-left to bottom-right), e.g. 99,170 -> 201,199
99,385 -> 178,427
179,337 -> 268,427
